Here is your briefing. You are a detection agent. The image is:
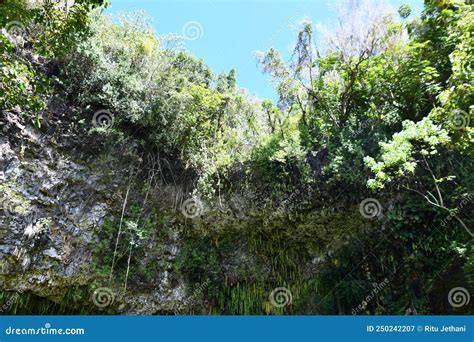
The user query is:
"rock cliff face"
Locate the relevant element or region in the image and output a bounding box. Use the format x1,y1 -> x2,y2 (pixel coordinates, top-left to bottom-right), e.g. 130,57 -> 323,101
0,106 -> 371,315
0,87 -> 360,316
0,108 -> 186,314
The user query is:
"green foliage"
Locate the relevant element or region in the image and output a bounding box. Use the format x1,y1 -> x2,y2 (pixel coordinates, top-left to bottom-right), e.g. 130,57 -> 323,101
2,0 -> 473,315
464,244 -> 474,289
0,0 -> 107,125
249,0 -> 474,314
94,204 -> 164,285
0,36 -> 47,125
62,13 -> 266,196
0,287 -> 99,314
428,1 -> 474,155
365,118 -> 450,188
0,0 -> 107,56
398,4 -> 412,19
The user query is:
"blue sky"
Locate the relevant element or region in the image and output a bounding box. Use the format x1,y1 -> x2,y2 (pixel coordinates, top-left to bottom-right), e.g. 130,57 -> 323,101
107,0 -> 424,101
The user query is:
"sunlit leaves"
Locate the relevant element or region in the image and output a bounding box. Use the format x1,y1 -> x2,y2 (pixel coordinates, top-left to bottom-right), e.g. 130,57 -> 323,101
365,118 -> 450,188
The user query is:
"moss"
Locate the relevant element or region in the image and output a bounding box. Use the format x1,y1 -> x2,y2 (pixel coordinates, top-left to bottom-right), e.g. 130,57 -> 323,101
91,206 -> 178,291
0,178 -> 375,315
0,183 -> 32,216
0,288 -> 102,315
175,204 -> 369,314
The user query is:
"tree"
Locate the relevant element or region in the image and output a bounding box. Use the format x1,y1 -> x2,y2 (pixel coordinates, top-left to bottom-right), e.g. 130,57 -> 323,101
0,0 -> 108,125
398,4 -> 412,19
